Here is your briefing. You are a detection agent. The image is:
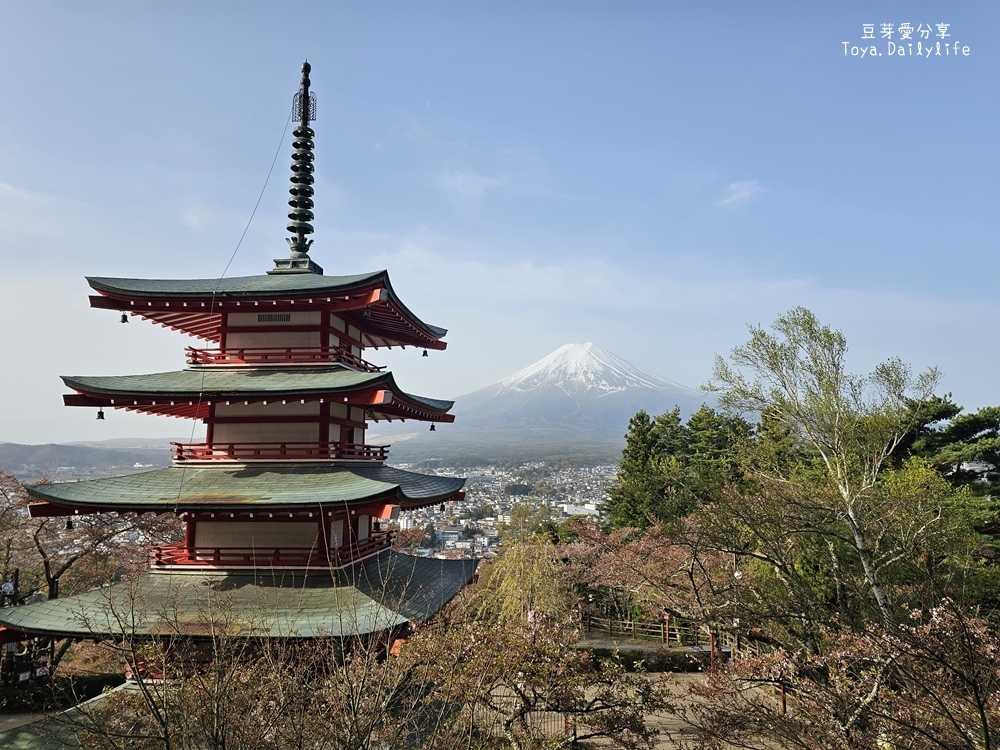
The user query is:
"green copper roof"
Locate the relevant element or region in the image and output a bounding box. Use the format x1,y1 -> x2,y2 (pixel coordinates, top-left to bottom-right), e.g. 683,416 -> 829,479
0,685 -> 137,749
87,270 -> 448,339
62,367 -> 454,413
0,553 -> 477,640
27,464 -> 465,511
89,270 -> 384,297
0,708 -> 84,749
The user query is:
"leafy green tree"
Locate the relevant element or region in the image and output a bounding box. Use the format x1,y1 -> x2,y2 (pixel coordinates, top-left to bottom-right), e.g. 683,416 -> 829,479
709,306 -> 943,624
502,502 -> 554,542
577,309 -> 1000,749
604,406 -> 750,529
904,399 -> 1000,496
604,411 -> 664,528
504,483 -> 533,496
468,503 -> 493,521
421,523 -> 437,548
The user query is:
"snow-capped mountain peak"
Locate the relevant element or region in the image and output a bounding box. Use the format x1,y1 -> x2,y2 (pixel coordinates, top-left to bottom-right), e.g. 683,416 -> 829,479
492,342 -> 699,397
375,342 -> 711,459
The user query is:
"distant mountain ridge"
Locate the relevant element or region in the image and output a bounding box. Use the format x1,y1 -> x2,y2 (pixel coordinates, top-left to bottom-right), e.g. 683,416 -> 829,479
0,442 -> 172,481
377,342 -> 710,464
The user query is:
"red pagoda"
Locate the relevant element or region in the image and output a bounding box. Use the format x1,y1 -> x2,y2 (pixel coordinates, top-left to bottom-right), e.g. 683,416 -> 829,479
0,63 -> 472,646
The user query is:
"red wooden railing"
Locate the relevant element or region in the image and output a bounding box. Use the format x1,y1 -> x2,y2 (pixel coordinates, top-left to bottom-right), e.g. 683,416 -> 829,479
171,441 -> 389,462
186,346 -> 383,372
148,531 -> 395,569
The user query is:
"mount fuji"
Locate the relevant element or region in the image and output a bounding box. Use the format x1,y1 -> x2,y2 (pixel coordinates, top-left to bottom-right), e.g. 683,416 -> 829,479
379,343 -> 710,464
456,342 -> 706,432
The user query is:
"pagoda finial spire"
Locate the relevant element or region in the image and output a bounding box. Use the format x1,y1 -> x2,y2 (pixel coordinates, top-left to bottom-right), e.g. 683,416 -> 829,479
270,60 -> 324,275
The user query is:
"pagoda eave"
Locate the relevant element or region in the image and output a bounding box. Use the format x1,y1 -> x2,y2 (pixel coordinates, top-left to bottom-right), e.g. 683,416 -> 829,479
61,368 -> 454,421
27,497 -> 434,519
28,501 -> 174,518
88,271 -> 448,349
90,286 -> 386,316
25,464 -> 466,514
64,387 -> 453,422
27,489 -> 465,516
372,405 -> 456,422
0,555 -> 478,641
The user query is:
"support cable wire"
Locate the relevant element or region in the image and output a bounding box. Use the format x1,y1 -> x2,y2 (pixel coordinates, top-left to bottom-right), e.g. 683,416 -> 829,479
172,110 -> 294,515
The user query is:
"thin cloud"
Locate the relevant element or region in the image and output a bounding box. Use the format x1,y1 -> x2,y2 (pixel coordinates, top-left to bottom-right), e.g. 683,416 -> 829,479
336,231 -> 994,414
721,179 -> 766,206
5,231 -> 996,443
436,169 -> 502,215
181,204 -> 212,230
0,180 -> 93,243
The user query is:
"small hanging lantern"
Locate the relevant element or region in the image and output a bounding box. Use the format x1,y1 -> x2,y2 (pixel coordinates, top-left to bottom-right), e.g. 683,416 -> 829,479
96,408 -> 105,420
120,313 -> 129,324
65,518 -> 73,530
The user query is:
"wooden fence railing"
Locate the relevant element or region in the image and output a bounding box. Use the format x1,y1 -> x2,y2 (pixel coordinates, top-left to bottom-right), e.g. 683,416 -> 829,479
186,345 -> 383,372
172,441 -> 389,462
584,615 -> 755,657
148,531 -> 395,570
584,614 -> 787,708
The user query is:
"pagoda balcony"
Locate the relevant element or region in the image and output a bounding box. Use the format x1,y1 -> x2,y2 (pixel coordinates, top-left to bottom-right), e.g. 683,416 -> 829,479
172,441 -> 389,463
186,345 -> 383,372
148,531 -> 396,571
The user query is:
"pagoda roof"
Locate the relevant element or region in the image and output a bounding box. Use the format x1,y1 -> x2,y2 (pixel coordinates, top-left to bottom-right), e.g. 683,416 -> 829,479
87,270 -> 448,349
26,464 -> 465,514
88,270 -> 389,298
62,366 -> 454,421
0,554 -> 477,640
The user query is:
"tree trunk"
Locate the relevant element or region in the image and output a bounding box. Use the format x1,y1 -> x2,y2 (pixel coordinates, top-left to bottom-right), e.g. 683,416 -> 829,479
848,514 -> 894,624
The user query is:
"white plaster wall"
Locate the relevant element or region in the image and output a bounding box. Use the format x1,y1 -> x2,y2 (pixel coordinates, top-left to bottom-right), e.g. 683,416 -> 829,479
212,422 -> 318,444
225,311 -> 322,350
212,402 -> 320,445
330,519 -> 344,548
227,312 -> 321,326
195,521 -> 318,549
226,331 -> 322,349
215,402 -> 319,417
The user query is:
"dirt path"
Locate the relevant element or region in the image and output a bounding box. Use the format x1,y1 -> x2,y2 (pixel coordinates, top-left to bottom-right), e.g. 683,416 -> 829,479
571,672 -> 705,749
645,673 -> 703,748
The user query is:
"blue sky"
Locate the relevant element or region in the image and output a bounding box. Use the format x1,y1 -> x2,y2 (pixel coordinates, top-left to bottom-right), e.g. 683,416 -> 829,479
1,2 -> 998,444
